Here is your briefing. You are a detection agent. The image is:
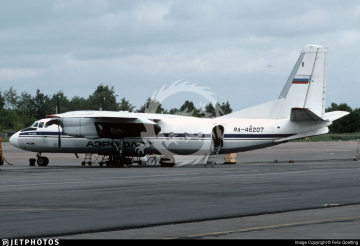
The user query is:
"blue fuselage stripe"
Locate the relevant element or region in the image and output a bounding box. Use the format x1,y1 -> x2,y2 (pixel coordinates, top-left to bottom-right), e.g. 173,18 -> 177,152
19,132 -> 293,140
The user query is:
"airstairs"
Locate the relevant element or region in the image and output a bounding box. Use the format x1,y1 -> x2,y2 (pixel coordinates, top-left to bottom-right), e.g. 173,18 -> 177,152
205,125 -> 224,167
205,145 -> 221,167
82,153 -> 107,166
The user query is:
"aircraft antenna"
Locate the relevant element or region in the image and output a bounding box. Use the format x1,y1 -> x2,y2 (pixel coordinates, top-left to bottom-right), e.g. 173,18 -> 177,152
56,93 -> 60,114
104,97 -> 108,111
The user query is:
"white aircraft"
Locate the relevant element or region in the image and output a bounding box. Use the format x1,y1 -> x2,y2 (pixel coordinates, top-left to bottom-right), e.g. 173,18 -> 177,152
9,45 -> 349,167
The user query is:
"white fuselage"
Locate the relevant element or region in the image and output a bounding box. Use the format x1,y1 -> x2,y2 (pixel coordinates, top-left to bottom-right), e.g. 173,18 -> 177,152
9,115 -> 329,156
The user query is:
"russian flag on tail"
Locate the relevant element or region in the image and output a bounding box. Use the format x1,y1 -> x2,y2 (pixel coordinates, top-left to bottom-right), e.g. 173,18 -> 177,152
292,78 -> 309,84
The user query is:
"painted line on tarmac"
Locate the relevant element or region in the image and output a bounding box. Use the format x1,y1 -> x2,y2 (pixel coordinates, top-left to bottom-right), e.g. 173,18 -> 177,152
226,167 -> 360,178
0,173 -> 199,188
168,215 -> 360,239
0,209 -> 92,211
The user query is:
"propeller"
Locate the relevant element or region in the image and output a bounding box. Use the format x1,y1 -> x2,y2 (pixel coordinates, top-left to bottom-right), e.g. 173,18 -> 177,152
58,125 -> 61,149
56,93 -> 61,149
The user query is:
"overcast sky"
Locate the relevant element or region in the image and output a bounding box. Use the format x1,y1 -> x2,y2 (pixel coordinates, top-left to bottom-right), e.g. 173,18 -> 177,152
1,0 -> 359,112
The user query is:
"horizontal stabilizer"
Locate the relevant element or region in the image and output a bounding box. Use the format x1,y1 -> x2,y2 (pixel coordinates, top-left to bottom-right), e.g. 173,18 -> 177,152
322,111 -> 350,121
290,108 -> 324,122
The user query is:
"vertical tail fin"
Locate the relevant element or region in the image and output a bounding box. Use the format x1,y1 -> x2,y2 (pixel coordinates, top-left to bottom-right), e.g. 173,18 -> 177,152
220,45 -> 328,120
276,45 -> 328,119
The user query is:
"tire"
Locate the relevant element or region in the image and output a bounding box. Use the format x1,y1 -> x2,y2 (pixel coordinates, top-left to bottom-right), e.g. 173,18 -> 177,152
29,158 -> 36,166
37,157 -> 49,166
160,156 -> 175,167
147,157 -> 157,166
114,159 -> 122,167
113,155 -> 124,167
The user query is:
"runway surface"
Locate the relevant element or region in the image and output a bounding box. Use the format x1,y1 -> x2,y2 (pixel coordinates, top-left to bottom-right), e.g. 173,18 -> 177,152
0,141 -> 359,239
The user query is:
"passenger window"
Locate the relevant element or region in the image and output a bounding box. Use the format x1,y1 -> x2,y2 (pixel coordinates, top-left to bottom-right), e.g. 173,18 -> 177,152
39,122 -> 44,128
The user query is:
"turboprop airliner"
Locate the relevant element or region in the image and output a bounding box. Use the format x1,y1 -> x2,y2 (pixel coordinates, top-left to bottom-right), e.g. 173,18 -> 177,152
9,45 -> 349,167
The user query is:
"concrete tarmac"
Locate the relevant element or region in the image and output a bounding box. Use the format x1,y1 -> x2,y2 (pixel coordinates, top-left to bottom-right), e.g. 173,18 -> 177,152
59,204 -> 360,239
1,141 -> 360,239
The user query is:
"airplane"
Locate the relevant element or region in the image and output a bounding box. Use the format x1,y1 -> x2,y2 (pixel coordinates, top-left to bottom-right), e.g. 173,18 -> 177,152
9,45 -> 349,167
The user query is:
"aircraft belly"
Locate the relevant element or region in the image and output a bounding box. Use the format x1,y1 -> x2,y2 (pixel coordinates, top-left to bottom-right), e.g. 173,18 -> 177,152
222,139 -> 276,154
77,137 -> 211,156
154,138 -> 211,155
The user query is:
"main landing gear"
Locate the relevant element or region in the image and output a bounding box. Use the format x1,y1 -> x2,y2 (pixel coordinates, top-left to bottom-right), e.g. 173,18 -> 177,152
105,154 -> 128,168
29,153 -> 49,166
107,138 -> 128,168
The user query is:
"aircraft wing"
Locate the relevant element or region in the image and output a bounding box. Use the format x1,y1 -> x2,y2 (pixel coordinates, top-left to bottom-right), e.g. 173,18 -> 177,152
46,111 -> 162,139
47,110 -> 139,119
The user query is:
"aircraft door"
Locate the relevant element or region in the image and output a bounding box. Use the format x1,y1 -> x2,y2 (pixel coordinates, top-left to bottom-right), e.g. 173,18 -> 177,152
42,135 -> 48,146
211,125 -> 224,149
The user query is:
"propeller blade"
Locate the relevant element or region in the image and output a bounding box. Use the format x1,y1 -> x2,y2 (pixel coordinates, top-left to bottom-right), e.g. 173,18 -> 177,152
58,125 -> 61,149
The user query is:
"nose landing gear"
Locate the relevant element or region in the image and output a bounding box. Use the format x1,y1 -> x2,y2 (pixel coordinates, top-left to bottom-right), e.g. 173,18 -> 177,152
29,153 -> 49,166
37,156 -> 49,166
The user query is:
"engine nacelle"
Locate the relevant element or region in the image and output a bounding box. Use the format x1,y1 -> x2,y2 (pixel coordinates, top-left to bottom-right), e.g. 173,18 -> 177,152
60,118 -> 99,139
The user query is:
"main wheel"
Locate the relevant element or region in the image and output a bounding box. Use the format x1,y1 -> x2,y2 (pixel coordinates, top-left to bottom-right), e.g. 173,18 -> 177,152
160,156 -> 175,167
113,156 -> 125,167
146,157 -> 157,166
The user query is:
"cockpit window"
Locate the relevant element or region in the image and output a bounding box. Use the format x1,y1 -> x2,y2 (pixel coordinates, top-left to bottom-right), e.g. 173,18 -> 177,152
39,122 -> 44,128
33,122 -> 39,128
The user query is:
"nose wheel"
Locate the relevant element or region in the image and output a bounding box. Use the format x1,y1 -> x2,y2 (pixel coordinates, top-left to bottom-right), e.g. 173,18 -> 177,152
37,157 -> 49,166
29,154 -> 49,166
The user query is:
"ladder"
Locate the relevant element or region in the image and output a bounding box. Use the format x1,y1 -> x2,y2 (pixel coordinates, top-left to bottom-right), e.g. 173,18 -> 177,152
82,153 -> 107,166
0,136 -> 12,165
82,153 -> 93,165
205,145 -> 221,168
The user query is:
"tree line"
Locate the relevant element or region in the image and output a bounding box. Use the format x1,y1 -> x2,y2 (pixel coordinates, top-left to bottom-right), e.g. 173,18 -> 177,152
325,103 -> 360,133
0,84 -> 232,132
0,84 -> 358,133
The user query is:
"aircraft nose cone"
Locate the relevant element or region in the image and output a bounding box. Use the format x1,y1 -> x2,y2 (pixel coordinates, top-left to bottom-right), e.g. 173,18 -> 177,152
9,132 -> 20,148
